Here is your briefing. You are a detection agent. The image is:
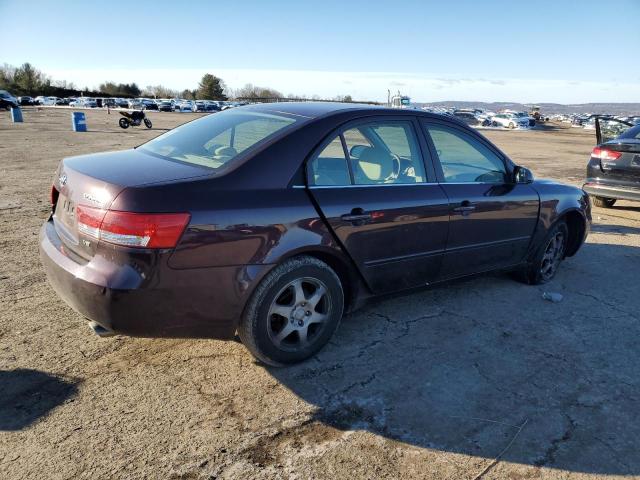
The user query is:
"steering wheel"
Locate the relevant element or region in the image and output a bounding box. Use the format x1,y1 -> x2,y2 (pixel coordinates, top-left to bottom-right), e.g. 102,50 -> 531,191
384,153 -> 402,183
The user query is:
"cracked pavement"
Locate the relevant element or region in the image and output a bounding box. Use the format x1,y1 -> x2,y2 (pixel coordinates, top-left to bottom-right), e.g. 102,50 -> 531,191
1,109 -> 639,479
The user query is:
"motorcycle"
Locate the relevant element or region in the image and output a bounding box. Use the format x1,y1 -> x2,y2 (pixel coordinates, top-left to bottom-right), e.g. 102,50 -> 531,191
119,110 -> 152,129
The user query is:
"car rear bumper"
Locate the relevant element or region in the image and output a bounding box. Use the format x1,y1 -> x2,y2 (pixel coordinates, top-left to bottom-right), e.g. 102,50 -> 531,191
39,220 -> 271,339
583,181 -> 640,202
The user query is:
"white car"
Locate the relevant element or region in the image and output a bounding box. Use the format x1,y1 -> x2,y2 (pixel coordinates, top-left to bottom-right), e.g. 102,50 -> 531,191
491,113 -> 529,129
175,100 -> 197,112
70,97 -> 97,108
35,96 -> 58,106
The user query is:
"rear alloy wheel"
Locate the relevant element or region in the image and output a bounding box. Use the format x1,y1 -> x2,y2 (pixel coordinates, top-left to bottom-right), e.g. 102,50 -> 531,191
515,221 -> 568,285
592,196 -> 616,208
509,122 -> 515,129
238,256 -> 344,366
118,117 -> 129,129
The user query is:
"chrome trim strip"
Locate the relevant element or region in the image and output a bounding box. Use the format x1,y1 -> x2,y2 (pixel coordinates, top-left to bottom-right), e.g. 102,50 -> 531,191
305,183 -> 440,189
295,181 -> 511,189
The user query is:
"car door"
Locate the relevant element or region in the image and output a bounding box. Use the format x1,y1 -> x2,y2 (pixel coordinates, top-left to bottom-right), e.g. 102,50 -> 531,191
421,120 -> 539,279
307,117 -> 450,294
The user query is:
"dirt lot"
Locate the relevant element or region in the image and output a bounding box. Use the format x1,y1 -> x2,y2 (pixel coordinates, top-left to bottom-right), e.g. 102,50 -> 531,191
1,108 -> 639,480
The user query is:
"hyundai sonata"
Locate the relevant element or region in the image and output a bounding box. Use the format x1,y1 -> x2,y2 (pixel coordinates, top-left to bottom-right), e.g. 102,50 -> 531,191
40,103 -> 591,365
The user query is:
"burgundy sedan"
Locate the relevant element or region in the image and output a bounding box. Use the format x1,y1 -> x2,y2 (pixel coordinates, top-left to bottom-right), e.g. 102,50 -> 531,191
40,103 -> 590,365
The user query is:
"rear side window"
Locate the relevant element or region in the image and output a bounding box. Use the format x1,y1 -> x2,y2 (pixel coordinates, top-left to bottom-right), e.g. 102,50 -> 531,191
140,110 -> 297,170
308,136 -> 351,186
425,124 -> 507,183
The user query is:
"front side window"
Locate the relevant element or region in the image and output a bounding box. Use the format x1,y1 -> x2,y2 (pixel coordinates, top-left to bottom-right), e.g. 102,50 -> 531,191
345,122 -> 426,185
426,124 -> 507,183
141,110 -> 297,170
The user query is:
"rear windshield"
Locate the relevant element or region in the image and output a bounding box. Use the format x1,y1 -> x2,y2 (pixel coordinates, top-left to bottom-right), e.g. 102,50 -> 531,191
140,110 -> 298,170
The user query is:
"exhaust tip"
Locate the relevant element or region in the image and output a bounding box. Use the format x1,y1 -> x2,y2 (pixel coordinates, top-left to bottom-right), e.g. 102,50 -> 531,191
88,321 -> 116,337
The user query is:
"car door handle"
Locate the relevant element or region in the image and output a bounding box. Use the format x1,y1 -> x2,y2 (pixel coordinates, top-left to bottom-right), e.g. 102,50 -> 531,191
341,209 -> 372,223
453,201 -> 477,215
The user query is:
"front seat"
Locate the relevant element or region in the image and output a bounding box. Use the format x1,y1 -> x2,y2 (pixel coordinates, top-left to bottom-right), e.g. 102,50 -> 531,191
352,146 -> 395,184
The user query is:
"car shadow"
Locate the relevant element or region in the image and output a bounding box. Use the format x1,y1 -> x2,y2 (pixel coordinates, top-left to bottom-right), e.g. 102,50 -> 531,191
266,242 -> 640,475
609,204 -> 640,213
0,369 -> 78,431
590,223 -> 640,235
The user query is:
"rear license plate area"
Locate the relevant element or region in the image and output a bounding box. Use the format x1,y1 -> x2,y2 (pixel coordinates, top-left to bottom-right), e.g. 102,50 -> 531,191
56,194 -> 76,229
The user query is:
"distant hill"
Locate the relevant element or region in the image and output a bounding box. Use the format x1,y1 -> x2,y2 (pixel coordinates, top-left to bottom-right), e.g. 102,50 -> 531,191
416,101 -> 640,115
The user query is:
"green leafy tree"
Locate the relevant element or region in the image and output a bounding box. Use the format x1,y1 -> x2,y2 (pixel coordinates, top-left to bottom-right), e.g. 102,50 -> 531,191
14,63 -> 45,95
196,74 -> 227,100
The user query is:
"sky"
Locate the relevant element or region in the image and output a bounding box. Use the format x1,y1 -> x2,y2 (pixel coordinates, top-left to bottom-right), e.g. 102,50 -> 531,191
1,0 -> 639,103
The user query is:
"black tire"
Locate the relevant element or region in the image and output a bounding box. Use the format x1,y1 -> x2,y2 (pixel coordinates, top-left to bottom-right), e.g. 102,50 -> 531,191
144,118 -> 152,129
514,221 -> 568,285
592,196 -> 616,208
238,256 -> 344,366
118,117 -> 129,129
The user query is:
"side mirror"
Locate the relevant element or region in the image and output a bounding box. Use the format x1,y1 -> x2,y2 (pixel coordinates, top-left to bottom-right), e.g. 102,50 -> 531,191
514,166 -> 534,184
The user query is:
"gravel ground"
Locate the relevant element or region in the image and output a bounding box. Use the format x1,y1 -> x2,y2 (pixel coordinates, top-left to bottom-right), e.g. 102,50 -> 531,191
1,108 -> 639,480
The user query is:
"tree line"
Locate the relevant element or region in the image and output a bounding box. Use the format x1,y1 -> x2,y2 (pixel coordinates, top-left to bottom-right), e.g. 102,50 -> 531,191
0,62 -> 356,102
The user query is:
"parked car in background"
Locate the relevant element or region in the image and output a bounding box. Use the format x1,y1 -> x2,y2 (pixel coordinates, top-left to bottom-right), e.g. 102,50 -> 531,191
175,99 -> 196,112
40,102 -> 590,366
512,111 -> 536,127
584,118 -> 640,207
452,110 -> 483,127
193,100 -> 222,112
70,97 -> 97,108
18,96 -> 35,105
83,97 -> 98,108
128,98 -> 144,109
491,113 -> 529,129
157,99 -> 174,112
141,99 -> 158,110
34,95 -> 57,106
102,98 -> 117,108
0,90 -> 19,108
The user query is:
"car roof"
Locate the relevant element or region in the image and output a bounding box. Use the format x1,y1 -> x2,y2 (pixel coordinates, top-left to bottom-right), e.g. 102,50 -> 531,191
242,101 -> 414,119
240,101 -> 470,128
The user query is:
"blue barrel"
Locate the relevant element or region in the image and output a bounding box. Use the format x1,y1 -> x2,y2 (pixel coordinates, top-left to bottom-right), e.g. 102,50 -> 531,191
71,112 -> 87,132
11,107 -> 23,123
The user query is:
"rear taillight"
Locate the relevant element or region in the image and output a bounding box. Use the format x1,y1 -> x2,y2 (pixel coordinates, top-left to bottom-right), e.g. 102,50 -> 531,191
50,185 -> 59,207
76,205 -> 190,248
592,147 -> 622,161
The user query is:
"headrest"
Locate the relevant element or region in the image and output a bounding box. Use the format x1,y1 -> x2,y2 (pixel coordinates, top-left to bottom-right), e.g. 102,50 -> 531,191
355,146 -> 394,183
214,146 -> 238,158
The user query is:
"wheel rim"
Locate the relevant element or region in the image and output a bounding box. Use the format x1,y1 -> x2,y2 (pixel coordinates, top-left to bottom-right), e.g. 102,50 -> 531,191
267,277 -> 331,351
540,231 -> 565,280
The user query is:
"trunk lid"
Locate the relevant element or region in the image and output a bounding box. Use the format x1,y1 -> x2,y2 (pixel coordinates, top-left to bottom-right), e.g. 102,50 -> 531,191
52,149 -> 211,260
599,139 -> 640,182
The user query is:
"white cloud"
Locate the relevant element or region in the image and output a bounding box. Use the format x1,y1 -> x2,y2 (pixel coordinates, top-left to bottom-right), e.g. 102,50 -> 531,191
45,68 -> 640,104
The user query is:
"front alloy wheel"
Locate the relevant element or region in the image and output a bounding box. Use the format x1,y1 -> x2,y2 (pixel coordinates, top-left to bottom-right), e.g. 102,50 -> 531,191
540,230 -> 565,282
238,256 -> 344,366
514,221 -> 568,285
